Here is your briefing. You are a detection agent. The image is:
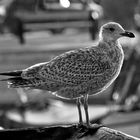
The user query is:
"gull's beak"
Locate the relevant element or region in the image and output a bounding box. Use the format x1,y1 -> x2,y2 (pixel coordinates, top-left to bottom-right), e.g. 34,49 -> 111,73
120,31 -> 135,38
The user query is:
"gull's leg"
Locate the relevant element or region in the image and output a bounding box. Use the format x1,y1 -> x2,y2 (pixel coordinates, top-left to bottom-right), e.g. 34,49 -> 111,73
83,94 -> 91,127
76,98 -> 83,125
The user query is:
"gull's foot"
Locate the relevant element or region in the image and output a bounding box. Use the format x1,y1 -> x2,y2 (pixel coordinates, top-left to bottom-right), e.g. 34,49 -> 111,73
78,122 -> 92,128
77,122 -> 84,127
86,122 -> 92,128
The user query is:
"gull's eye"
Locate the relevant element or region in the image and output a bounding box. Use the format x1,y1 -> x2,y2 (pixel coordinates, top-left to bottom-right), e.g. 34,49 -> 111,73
109,27 -> 115,32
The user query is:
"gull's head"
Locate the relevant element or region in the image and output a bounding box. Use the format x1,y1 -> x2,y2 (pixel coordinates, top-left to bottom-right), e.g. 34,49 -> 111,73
99,22 -> 135,42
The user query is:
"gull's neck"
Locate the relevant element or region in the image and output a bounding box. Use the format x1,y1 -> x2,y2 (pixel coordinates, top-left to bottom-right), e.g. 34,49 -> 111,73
99,37 -> 124,64
99,37 -> 122,51
99,36 -> 117,44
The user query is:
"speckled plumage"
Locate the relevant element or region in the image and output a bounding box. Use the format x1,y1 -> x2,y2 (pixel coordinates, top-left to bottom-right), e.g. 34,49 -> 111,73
0,22 -> 135,126
6,41 -> 123,99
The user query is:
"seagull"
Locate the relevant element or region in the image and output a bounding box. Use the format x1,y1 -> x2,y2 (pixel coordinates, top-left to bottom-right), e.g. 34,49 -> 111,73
0,22 -> 135,127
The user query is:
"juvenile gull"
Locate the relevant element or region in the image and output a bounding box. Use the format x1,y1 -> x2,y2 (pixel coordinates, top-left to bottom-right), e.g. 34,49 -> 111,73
0,22 -> 135,127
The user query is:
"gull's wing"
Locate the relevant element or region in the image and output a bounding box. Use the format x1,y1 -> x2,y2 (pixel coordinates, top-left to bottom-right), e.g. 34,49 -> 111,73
21,62 -> 48,79
22,47 -> 112,86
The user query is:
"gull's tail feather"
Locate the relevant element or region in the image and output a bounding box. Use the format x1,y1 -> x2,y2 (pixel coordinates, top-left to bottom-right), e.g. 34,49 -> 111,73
0,70 -> 22,77
0,77 -> 32,88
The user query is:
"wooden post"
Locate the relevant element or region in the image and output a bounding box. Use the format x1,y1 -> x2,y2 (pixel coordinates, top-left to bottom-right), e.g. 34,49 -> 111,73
0,124 -> 139,140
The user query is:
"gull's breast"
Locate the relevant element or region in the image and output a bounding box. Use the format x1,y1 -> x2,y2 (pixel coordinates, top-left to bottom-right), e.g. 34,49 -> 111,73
100,44 -> 124,92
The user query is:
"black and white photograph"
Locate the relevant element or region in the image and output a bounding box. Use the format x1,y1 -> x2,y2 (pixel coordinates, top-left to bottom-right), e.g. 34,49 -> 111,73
0,0 -> 139,140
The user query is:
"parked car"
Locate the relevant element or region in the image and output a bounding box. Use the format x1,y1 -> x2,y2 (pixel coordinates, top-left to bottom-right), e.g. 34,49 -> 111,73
3,0 -> 103,43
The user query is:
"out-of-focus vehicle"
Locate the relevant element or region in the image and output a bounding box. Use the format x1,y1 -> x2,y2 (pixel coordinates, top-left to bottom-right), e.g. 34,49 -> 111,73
2,0 -> 103,44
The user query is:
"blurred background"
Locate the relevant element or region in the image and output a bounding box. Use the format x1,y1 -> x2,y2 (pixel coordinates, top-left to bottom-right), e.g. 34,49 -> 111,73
0,0 -> 140,138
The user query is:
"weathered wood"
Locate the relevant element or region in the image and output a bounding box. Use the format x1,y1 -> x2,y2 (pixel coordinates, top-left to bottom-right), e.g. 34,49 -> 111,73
0,124 -> 139,140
